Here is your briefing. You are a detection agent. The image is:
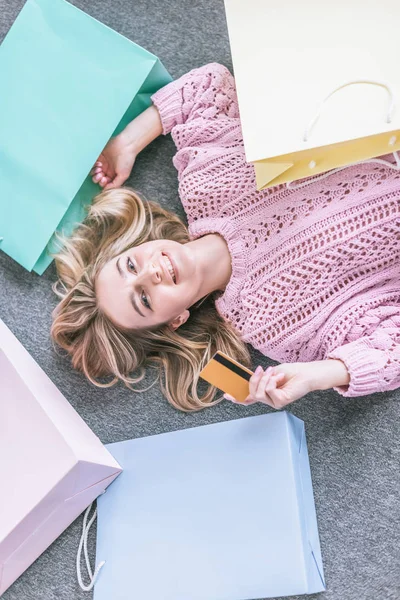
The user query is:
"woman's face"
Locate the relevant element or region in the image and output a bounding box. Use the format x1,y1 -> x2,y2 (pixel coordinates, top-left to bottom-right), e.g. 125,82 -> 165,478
96,239 -> 202,330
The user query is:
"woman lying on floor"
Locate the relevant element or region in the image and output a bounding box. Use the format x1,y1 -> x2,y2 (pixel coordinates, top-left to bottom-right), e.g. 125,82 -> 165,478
51,63 -> 400,411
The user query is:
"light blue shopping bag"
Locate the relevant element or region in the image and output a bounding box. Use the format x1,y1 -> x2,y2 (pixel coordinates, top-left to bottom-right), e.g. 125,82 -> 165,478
0,0 -> 172,274
92,412 -> 325,600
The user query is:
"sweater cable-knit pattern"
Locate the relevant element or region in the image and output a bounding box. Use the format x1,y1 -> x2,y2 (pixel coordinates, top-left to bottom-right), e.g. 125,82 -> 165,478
151,63 -> 400,398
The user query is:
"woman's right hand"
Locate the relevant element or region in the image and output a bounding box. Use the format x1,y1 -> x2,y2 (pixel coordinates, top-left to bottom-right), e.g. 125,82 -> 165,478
90,105 -> 163,190
90,133 -> 137,190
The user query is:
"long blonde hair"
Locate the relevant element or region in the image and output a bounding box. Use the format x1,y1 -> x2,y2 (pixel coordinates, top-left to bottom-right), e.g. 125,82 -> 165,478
51,188 -> 250,411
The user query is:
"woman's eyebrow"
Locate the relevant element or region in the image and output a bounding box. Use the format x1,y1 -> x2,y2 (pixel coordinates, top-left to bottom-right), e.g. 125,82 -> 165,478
130,292 -> 145,317
116,258 -> 145,317
116,257 -> 126,279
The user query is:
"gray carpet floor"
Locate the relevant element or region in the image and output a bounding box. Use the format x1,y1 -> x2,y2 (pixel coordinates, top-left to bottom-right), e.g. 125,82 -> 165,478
1,0 -> 399,599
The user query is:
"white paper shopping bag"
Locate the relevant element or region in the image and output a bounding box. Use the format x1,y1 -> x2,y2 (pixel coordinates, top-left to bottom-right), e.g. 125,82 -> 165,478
0,320 -> 122,595
224,0 -> 400,188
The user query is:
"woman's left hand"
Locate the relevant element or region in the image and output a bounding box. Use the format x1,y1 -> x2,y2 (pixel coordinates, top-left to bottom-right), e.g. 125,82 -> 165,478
224,359 -> 350,409
224,362 -> 317,409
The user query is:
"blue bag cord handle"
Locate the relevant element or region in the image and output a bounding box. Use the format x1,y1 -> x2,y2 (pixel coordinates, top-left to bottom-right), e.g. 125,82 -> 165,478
76,500 -> 106,592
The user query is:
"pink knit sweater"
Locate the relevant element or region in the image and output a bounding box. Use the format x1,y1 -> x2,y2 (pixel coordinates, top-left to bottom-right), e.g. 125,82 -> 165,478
151,63 -> 400,398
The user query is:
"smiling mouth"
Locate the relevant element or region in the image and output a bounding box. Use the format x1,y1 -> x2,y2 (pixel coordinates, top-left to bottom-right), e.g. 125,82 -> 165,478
162,253 -> 177,283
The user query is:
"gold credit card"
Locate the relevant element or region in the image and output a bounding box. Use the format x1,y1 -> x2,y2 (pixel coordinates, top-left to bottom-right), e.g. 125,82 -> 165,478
199,351 -> 253,402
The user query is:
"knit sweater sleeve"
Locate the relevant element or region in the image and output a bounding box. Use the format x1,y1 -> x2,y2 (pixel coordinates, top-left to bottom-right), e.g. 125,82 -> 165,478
150,63 -> 239,138
327,305 -> 400,397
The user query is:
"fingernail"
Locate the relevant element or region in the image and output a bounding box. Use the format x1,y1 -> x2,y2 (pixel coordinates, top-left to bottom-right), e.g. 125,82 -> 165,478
255,366 -> 263,374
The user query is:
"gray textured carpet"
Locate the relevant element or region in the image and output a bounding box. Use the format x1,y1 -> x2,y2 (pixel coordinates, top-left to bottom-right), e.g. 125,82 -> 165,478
1,1 -> 399,599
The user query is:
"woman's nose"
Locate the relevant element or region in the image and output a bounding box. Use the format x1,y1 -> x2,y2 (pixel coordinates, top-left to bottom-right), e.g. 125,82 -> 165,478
137,262 -> 162,285
150,262 -> 162,283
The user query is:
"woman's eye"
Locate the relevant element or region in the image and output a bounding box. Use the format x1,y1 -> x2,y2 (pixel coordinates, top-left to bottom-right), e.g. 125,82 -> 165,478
127,257 -> 136,273
141,291 -> 151,310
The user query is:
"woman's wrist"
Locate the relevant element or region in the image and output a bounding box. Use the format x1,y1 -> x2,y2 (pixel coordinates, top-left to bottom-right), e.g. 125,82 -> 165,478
119,104 -> 163,155
310,359 -> 350,392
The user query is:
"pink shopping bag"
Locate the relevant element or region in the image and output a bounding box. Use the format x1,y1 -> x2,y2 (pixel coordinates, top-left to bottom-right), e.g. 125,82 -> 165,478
0,320 -> 122,595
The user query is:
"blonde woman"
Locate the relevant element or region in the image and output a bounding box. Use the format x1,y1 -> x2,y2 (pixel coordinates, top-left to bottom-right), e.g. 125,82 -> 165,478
52,63 -> 400,412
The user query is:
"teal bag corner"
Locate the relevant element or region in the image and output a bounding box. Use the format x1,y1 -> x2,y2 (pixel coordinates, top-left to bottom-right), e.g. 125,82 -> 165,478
0,0 -> 172,274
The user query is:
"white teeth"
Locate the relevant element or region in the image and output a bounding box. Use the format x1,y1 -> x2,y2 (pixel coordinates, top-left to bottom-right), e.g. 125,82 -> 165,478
164,255 -> 176,283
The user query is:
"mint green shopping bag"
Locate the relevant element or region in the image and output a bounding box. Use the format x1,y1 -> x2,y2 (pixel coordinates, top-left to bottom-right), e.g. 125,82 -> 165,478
0,0 -> 172,274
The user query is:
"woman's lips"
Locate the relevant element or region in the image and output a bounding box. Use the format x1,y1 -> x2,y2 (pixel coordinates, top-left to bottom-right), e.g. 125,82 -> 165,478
161,252 -> 178,284
167,253 -> 179,284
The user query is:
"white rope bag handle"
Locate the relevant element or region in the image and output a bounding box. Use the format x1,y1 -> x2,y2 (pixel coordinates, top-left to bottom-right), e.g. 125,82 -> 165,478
76,501 -> 106,591
287,79 -> 400,190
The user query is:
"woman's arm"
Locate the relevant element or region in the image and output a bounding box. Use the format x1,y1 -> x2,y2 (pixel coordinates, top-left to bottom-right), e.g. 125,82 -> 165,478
310,359 -> 351,391
91,105 -> 162,189
327,305 -> 400,397
92,63 -> 238,188
119,105 -> 163,155
227,303 -> 400,408
150,62 -> 238,136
